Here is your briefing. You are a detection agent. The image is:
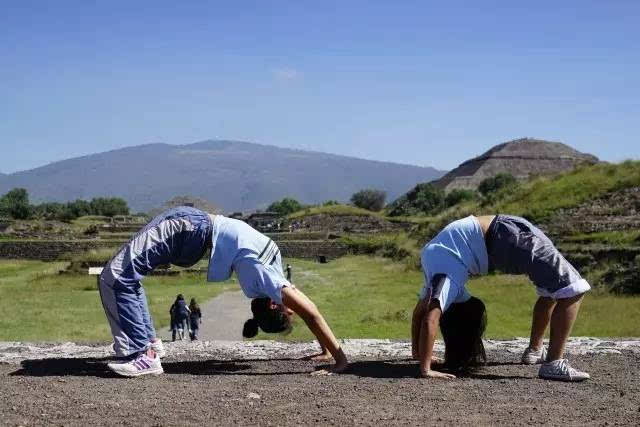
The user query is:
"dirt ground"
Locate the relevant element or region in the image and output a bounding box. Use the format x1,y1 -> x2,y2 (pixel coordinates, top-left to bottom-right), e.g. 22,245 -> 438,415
1,341 -> 639,426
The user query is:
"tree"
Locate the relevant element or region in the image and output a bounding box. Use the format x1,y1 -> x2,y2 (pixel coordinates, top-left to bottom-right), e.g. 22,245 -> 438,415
445,189 -> 477,207
323,200 -> 340,206
0,188 -> 32,219
267,197 -> 303,216
32,202 -> 64,220
478,173 -> 517,197
67,199 -> 92,217
387,183 -> 445,216
89,197 -> 129,217
350,189 -> 386,212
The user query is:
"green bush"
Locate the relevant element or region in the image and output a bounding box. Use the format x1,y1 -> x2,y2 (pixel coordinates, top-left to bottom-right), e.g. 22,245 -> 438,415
478,173 -> 517,197
0,188 -> 31,219
350,189 -> 387,212
387,183 -> 445,217
267,197 -> 303,215
445,189 -> 477,207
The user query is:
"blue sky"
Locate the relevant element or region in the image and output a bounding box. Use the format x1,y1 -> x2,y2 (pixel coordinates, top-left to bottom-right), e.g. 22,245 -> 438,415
1,0 -> 638,174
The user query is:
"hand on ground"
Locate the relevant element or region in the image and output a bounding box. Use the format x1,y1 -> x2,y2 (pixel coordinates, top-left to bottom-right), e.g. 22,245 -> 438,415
420,369 -> 456,379
310,360 -> 348,376
303,352 -> 333,362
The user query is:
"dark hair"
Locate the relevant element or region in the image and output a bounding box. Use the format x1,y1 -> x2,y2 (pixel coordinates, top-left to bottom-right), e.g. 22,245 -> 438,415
189,298 -> 199,312
242,298 -> 291,338
440,296 -> 487,373
176,294 -> 184,301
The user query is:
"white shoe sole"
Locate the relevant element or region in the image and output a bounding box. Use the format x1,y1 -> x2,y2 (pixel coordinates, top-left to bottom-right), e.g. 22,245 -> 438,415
539,373 -> 590,382
107,365 -> 164,377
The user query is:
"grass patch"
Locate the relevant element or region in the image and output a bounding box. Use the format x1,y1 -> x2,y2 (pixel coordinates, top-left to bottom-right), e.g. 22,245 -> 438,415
288,204 -> 380,219
494,160 -> 640,222
261,256 -> 640,341
67,247 -> 123,264
563,230 -> 640,247
2,256 -> 639,343
0,260 -> 234,342
340,232 -> 420,262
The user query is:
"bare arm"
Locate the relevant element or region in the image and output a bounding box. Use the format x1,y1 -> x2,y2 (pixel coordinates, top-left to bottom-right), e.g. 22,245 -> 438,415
281,286 -> 348,372
419,300 -> 455,379
412,299 -> 427,360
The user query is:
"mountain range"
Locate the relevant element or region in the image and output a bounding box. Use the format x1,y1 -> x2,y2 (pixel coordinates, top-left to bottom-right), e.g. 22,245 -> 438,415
0,140 -> 445,213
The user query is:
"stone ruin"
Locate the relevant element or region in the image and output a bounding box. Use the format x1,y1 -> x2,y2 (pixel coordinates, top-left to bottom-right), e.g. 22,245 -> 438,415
433,138 -> 599,192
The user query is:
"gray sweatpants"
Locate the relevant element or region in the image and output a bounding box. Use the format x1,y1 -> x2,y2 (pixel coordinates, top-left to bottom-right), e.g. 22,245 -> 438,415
485,215 -> 590,299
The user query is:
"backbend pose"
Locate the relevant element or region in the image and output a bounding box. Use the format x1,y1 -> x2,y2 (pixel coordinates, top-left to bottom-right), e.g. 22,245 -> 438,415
100,206 -> 347,377
411,214 -> 590,381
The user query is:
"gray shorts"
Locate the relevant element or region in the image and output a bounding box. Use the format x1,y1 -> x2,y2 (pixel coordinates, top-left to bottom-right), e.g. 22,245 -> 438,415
486,215 -> 590,299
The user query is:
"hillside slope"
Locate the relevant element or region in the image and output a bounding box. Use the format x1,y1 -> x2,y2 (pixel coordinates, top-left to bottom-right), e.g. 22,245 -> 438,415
0,140 -> 444,212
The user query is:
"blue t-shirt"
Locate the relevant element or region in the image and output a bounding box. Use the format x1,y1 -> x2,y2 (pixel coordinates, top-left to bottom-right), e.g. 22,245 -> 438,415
207,216 -> 272,282
207,216 -> 289,305
419,215 -> 488,311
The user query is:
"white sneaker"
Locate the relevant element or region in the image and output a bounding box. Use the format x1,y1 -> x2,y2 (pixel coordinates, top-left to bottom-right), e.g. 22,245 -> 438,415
539,359 -> 590,382
521,346 -> 547,365
107,353 -> 164,377
151,339 -> 166,358
110,340 -> 166,359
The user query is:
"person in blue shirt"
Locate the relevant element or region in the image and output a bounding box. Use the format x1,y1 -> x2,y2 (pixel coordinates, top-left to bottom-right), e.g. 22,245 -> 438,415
100,206 -> 347,377
411,214 -> 590,382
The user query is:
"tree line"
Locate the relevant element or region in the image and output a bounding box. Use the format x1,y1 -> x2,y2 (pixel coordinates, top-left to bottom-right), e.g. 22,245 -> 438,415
267,173 -> 517,216
1,173 -> 516,221
0,188 -> 130,221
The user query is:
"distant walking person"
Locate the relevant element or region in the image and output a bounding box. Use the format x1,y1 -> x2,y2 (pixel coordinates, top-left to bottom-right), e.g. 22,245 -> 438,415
286,264 -> 292,281
189,298 -> 202,340
170,294 -> 190,341
412,214 -> 590,382
99,206 -> 347,377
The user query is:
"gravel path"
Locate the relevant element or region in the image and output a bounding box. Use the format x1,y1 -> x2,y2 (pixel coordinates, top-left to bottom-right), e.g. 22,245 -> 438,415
1,339 -> 639,426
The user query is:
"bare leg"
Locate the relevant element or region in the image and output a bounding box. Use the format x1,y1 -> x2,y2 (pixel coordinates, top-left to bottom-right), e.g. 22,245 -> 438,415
547,294 -> 584,361
529,296 -> 556,350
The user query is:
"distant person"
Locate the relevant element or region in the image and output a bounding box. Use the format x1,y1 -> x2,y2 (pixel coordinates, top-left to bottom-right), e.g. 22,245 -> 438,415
286,264 -> 292,281
412,214 -> 590,382
188,298 -> 202,340
100,206 -> 347,377
170,294 -> 190,341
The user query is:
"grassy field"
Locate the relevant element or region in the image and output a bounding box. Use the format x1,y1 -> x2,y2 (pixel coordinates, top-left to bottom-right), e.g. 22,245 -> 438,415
0,260 -> 234,342
1,256 -> 639,343
259,256 -> 640,341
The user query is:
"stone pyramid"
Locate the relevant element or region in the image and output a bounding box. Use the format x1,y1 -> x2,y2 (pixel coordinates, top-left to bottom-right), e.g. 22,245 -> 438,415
433,138 -> 599,192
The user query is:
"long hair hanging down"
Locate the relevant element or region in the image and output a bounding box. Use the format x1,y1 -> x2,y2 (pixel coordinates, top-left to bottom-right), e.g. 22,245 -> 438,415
440,296 -> 487,373
242,298 -> 291,338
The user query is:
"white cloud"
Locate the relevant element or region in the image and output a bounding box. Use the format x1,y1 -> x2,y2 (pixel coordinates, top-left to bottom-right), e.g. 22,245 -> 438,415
272,67 -> 301,81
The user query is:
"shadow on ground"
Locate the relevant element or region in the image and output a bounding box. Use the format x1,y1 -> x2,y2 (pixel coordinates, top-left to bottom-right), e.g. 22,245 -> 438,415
10,357 -> 314,377
341,359 -> 531,380
11,357 -> 119,378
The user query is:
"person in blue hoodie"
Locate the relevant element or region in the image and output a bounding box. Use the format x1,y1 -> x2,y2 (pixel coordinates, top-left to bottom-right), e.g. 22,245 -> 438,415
100,206 -> 347,377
